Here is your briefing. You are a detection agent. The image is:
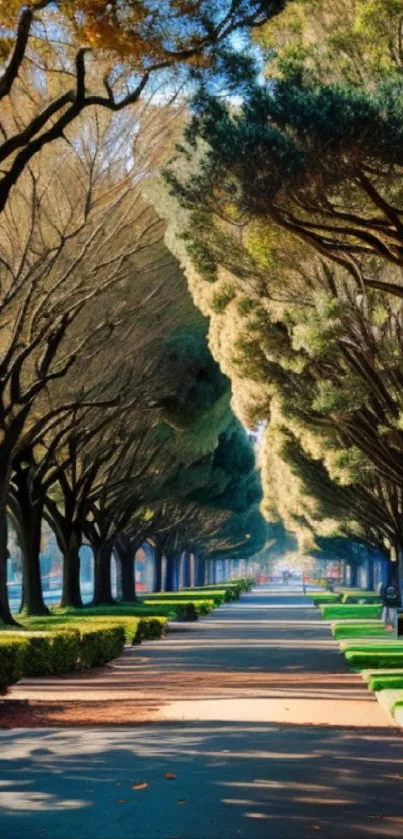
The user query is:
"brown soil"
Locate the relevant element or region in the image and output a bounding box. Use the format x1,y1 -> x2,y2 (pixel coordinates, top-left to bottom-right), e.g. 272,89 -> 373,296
0,699 -> 162,728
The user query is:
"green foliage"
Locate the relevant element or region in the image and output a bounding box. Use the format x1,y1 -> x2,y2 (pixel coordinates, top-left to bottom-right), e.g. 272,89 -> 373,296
320,604 -> 382,620
143,599 -> 215,619
211,284 -> 236,314
24,612 -> 168,644
79,625 -> 125,669
144,590 -> 226,605
331,622 -> 390,640
369,673 -> 403,691
312,593 -> 341,605
340,592 -> 381,604
345,649 -> 403,670
2,630 -> 80,677
0,635 -> 28,694
184,237 -> 218,283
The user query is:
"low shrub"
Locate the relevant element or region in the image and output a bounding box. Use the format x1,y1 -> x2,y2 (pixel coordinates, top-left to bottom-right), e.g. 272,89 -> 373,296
368,673 -> 403,691
331,622 -> 391,640
320,604 -> 382,620
345,650 -> 403,670
149,590 -> 226,605
143,599 -> 214,620
340,592 -> 381,605
0,635 -> 28,694
79,624 -> 125,668
342,642 -> 403,653
2,629 -> 80,677
137,616 -> 167,641
312,593 -> 341,605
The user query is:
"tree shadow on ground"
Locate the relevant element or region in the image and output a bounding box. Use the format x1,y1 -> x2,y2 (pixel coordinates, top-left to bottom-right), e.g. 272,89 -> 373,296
0,722 -> 403,839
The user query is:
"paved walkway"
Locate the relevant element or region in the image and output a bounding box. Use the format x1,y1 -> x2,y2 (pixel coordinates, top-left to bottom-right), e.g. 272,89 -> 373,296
1,589 -> 403,838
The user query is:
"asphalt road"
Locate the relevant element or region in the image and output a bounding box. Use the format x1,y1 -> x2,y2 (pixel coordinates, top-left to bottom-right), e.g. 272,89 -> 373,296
1,588 -> 403,839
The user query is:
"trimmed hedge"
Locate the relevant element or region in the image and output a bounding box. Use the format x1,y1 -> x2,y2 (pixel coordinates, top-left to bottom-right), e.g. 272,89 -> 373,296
340,592 -> 381,605
1,624 -> 125,677
183,578 -> 253,598
66,603 -> 178,620
143,599 -> 215,620
331,622 -> 391,640
369,673 -> 403,691
2,629 -> 80,677
0,608 -> 168,693
342,642 -> 403,653
79,624 -> 125,668
320,604 -> 382,620
0,635 -> 28,694
345,650 -> 403,670
342,641 -> 403,671
24,614 -> 167,645
146,590 -> 226,605
312,593 -> 341,605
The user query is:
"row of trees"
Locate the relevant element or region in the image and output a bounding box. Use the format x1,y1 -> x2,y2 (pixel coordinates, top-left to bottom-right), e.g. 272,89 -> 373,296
0,2 -> 292,623
161,0 -> 403,590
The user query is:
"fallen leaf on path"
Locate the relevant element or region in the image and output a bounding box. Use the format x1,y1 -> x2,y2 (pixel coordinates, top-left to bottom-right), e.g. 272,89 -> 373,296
165,773 -> 177,780
132,783 -> 148,791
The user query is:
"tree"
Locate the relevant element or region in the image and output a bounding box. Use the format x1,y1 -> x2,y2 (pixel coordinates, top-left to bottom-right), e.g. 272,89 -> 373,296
158,1 -> 403,593
0,1 -> 286,214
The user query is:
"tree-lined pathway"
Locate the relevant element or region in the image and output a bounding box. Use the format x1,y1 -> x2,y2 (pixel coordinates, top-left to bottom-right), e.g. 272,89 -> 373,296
1,589 -> 403,837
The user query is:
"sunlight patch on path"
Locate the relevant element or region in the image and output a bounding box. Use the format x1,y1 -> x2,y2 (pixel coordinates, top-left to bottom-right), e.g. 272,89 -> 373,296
156,696 -> 394,727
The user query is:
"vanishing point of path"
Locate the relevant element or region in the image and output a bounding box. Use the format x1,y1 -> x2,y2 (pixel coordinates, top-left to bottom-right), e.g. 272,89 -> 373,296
1,588 -> 403,838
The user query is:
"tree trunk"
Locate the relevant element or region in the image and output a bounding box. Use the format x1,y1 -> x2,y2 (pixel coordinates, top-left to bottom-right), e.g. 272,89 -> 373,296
195,555 -> 205,587
0,458 -> 16,624
153,546 -> 163,592
165,553 -> 178,592
366,557 -> 375,591
19,493 -> 49,616
350,563 -> 358,587
396,545 -> 403,606
115,541 -> 136,602
61,529 -> 82,608
182,552 -> 191,588
92,541 -> 114,605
